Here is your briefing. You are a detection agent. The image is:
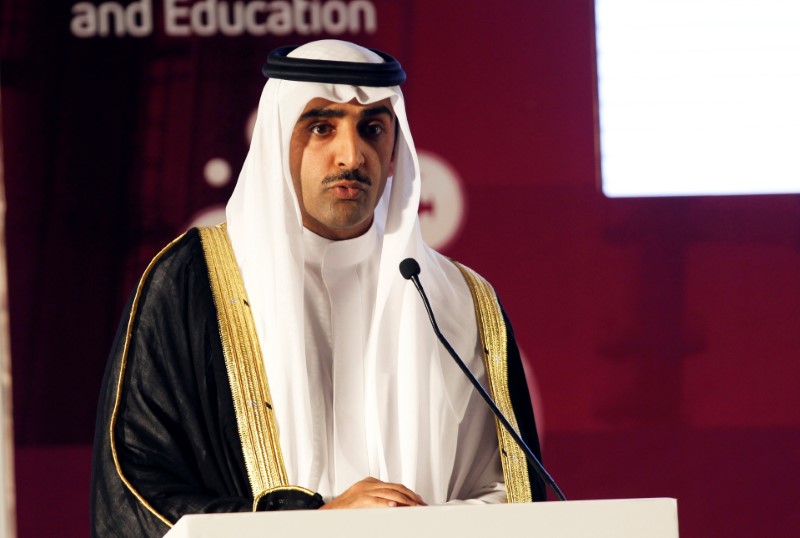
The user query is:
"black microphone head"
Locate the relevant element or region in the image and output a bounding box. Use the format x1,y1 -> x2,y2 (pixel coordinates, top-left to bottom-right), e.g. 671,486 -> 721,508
399,258 -> 421,280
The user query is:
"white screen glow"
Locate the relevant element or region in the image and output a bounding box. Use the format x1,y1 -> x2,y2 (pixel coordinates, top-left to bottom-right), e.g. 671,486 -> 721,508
595,0 -> 800,197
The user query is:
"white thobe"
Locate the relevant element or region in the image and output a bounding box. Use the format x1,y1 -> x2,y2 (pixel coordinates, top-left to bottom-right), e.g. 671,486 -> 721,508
298,226 -> 507,504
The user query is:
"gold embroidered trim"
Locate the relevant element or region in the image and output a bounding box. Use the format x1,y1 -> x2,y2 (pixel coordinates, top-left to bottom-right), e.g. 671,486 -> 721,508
453,261 -> 533,503
110,233 -> 188,529
252,485 -> 318,512
198,224 -> 289,497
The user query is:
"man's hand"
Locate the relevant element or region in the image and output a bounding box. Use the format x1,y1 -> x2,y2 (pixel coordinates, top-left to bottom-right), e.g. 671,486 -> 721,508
320,477 -> 427,509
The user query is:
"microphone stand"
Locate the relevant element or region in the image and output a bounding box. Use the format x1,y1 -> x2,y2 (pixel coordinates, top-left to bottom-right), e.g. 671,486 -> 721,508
400,258 -> 566,501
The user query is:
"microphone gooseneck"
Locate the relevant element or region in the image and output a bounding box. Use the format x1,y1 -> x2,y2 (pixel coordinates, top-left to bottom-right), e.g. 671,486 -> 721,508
399,257 -> 567,501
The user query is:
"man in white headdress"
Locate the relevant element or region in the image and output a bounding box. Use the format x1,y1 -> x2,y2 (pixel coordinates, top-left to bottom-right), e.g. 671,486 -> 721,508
91,40 -> 546,537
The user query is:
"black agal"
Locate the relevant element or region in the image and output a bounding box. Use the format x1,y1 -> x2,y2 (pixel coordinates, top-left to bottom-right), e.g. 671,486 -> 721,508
262,45 -> 406,87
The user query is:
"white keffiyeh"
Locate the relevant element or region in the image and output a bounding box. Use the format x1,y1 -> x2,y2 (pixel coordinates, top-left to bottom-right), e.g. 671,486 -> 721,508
226,40 -> 504,504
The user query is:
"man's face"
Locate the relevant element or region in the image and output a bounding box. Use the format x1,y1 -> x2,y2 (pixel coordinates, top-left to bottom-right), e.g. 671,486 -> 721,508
289,97 -> 396,240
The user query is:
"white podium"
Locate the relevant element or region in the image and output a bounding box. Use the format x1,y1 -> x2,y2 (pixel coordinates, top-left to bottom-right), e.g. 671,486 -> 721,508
165,498 -> 679,538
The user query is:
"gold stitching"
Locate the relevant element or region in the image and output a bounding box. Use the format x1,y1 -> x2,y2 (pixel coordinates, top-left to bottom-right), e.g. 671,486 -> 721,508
199,224 -> 289,497
453,261 -> 533,503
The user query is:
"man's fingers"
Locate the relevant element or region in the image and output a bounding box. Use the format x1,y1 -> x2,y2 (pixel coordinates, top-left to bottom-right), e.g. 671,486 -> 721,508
367,486 -> 421,506
322,477 -> 427,510
365,478 -> 425,505
371,481 -> 426,505
388,484 -> 427,506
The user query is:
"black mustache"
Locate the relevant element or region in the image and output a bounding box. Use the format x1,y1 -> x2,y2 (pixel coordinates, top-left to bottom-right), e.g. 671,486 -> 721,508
322,169 -> 372,186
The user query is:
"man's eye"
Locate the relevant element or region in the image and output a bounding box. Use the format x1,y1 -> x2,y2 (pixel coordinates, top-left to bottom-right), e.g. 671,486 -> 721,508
361,123 -> 385,138
310,124 -> 332,135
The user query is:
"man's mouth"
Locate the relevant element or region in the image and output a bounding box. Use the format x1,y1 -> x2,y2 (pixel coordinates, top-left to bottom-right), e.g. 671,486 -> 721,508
323,169 -> 372,200
329,180 -> 366,200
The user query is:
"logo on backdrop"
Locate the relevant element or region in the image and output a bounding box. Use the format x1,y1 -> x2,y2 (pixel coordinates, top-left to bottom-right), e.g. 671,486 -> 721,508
417,151 -> 466,250
70,0 -> 378,38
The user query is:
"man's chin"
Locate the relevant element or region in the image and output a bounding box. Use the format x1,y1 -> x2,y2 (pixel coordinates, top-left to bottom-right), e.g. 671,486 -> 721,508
304,212 -> 373,240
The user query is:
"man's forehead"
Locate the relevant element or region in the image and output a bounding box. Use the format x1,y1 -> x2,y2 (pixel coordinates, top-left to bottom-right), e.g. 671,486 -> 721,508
298,97 -> 394,118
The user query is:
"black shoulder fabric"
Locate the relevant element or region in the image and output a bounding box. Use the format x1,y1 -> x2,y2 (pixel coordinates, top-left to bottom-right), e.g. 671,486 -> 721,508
90,230 -> 320,537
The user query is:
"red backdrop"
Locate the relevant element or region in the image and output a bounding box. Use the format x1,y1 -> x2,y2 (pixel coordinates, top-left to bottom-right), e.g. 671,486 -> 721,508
3,1 -> 800,536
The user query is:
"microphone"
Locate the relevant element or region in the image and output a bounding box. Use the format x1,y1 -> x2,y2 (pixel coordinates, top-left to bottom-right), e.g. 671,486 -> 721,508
399,257 -> 566,501
398,258 -> 421,280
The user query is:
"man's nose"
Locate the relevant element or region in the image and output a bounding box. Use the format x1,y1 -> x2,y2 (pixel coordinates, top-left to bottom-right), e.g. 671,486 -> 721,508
335,126 -> 366,169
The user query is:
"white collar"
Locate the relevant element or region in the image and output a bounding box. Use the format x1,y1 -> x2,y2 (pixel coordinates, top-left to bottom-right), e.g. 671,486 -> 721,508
302,222 -> 378,270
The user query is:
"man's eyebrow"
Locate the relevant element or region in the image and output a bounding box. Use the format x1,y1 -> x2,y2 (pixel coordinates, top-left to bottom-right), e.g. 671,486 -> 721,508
361,105 -> 393,120
298,105 -> 394,122
299,108 -> 345,120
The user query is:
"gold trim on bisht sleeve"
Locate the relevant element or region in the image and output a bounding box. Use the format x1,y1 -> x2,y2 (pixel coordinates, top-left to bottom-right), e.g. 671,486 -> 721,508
199,224 -> 290,500
110,233 -> 188,529
453,261 -> 533,503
